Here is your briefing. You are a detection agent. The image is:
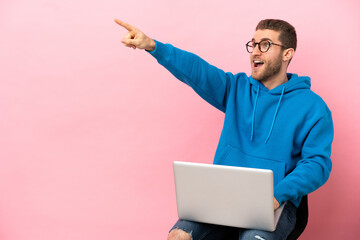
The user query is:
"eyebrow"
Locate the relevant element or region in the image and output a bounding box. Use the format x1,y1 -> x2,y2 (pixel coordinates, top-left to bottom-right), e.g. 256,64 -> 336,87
251,37 -> 274,42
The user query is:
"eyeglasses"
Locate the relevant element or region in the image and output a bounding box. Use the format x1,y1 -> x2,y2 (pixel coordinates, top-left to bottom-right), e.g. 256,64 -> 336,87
245,40 -> 285,53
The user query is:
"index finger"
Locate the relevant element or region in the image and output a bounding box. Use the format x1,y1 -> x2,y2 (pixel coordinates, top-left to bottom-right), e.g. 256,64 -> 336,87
114,19 -> 134,31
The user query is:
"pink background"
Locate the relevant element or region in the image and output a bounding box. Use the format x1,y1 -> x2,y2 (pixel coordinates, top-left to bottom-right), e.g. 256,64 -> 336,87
1,0 -> 359,239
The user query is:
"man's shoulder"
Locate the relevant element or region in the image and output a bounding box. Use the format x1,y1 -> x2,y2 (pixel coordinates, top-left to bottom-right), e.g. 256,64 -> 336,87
304,89 -> 328,105
232,72 -> 251,85
298,89 -> 332,117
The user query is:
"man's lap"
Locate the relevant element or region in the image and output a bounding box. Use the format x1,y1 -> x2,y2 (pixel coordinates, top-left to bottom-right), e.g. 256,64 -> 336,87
170,201 -> 297,240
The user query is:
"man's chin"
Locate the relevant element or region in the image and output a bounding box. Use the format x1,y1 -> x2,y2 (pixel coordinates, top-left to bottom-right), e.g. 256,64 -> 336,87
251,72 -> 263,81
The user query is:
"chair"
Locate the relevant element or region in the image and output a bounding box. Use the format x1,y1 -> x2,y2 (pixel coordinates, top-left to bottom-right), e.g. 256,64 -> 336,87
286,195 -> 309,240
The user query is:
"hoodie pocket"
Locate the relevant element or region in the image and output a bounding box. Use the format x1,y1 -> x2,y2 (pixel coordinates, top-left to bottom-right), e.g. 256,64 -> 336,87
217,144 -> 285,186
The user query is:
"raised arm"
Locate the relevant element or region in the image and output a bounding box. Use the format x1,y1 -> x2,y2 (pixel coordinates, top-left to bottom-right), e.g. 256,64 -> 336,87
114,19 -> 236,112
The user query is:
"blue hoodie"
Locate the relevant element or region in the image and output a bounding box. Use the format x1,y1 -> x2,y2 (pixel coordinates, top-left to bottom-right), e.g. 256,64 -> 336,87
148,40 -> 333,207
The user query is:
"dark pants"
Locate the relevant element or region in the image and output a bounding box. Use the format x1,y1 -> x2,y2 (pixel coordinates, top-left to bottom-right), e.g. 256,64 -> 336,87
170,201 -> 297,240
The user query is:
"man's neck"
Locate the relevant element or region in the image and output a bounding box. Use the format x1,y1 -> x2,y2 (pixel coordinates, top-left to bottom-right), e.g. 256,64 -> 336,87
261,72 -> 288,90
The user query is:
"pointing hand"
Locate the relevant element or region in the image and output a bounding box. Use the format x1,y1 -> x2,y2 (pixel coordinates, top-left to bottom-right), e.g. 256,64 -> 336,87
114,19 -> 156,51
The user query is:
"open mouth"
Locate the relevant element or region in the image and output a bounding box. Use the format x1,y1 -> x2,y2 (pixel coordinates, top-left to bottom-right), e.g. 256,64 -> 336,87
253,60 -> 264,70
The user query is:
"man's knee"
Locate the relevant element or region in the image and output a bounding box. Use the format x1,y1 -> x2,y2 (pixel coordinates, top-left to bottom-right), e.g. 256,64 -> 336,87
168,229 -> 192,240
239,230 -> 274,240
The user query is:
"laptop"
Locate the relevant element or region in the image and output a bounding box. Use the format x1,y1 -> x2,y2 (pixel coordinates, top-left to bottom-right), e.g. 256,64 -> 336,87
173,161 -> 285,232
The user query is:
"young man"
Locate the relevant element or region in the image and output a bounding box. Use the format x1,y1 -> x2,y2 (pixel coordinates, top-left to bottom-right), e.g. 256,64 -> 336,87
114,19 -> 334,240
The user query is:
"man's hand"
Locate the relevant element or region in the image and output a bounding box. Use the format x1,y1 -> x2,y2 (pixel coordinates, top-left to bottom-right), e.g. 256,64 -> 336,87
274,198 -> 280,210
114,19 -> 156,51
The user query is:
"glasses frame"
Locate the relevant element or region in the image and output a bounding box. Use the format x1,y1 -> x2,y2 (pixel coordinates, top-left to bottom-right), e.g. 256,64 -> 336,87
246,40 -> 285,53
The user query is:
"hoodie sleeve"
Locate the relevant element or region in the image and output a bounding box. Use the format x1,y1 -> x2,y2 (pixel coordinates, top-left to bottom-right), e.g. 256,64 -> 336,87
147,40 -> 234,112
274,109 -> 334,206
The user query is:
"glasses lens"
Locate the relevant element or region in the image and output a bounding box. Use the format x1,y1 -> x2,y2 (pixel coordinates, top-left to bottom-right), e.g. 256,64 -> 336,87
246,41 -> 254,53
259,40 -> 271,52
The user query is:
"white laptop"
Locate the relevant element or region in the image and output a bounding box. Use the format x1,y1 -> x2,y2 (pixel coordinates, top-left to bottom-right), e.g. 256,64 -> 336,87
173,161 -> 285,232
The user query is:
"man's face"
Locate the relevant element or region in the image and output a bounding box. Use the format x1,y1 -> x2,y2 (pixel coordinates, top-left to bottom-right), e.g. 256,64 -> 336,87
250,29 -> 284,82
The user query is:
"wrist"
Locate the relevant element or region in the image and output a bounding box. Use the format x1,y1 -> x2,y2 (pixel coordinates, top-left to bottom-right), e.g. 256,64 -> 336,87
145,39 -> 156,52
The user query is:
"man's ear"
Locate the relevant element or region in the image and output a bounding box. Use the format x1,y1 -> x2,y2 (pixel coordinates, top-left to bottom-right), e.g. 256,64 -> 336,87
283,48 -> 295,62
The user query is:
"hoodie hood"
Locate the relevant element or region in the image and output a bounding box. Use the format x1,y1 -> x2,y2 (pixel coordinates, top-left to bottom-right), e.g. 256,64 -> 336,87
249,73 -> 311,95
249,73 -> 311,143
